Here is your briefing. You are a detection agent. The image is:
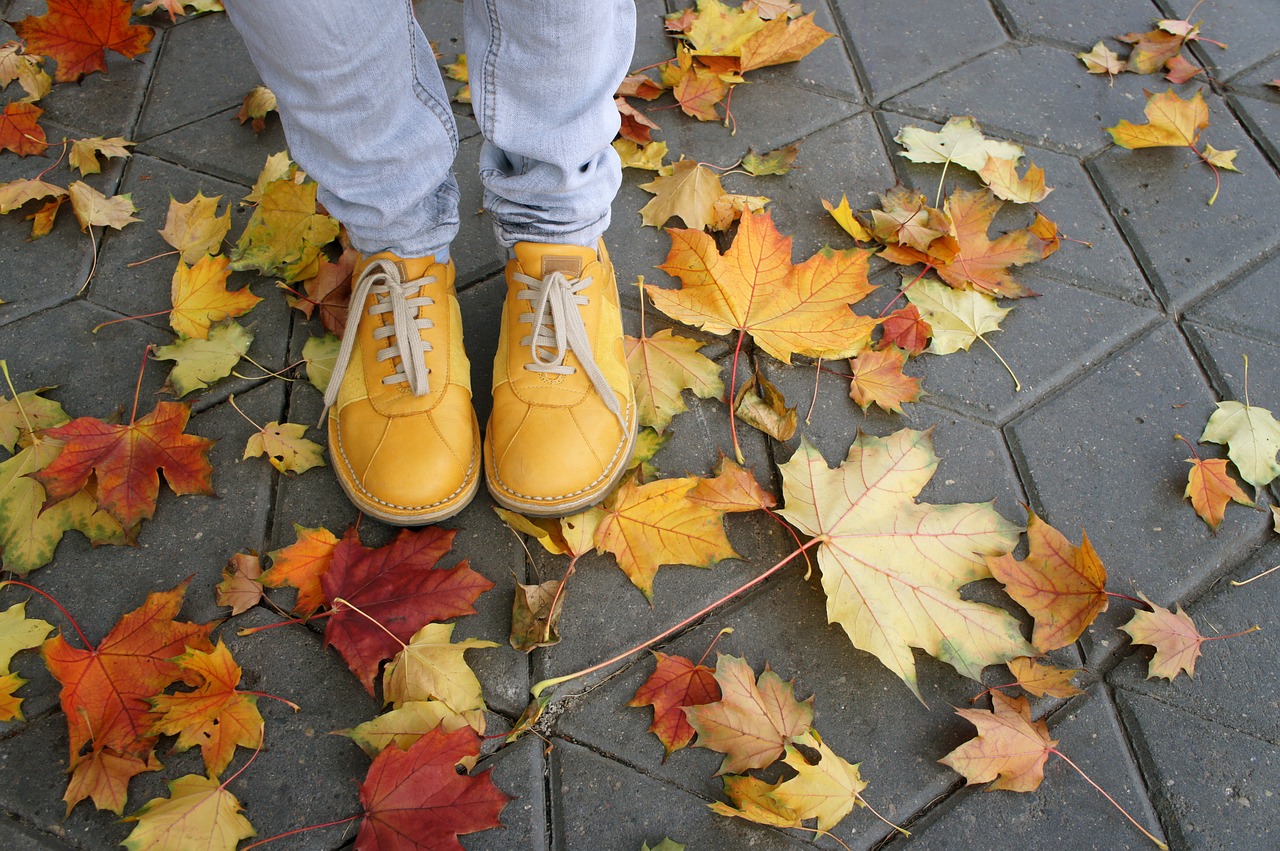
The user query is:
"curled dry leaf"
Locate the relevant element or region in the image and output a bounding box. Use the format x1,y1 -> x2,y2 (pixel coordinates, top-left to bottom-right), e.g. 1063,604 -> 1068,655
236,86 -> 277,134
0,42 -> 53,102
0,177 -> 67,215
733,370 -> 797,442
616,96 -> 660,144
614,139 -> 669,171
510,579 -> 569,652
214,552 -> 263,616
987,510 -> 1109,653
742,142 -> 800,176
69,181 -> 139,231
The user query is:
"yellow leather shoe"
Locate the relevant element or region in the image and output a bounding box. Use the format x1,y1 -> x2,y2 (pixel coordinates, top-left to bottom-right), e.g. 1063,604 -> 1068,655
324,253 -> 480,524
485,240 -> 637,516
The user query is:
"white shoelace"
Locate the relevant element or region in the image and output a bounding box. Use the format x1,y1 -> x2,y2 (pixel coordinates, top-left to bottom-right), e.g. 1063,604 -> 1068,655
322,259 -> 435,415
515,269 -> 623,427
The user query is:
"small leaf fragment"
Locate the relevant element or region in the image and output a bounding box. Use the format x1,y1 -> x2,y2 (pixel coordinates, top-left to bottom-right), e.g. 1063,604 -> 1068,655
628,651 -> 721,758
848,346 -> 922,414
1077,41 -> 1126,78
1005,656 -> 1083,699
734,371 -> 797,441
742,143 -> 799,176
236,86 -> 277,134
302,332 -> 340,394
510,580 -> 568,652
215,552 -> 263,616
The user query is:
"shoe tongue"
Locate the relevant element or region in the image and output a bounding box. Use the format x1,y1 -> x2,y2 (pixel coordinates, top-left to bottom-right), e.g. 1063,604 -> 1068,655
358,251 -> 441,283
513,243 -> 597,279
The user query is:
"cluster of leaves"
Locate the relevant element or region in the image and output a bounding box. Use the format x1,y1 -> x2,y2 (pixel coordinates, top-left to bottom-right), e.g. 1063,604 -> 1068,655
1077,3 -> 1225,85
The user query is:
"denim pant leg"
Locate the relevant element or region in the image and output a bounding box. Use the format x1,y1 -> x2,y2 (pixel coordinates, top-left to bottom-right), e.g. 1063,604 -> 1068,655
465,0 -> 636,249
223,0 -> 460,259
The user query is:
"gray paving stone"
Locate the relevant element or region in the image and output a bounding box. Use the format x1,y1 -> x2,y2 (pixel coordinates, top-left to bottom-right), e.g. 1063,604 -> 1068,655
1116,689 -> 1280,851
1185,251 -> 1280,344
448,134 -> 509,289
876,111 -> 1154,307
887,43 -> 1163,156
1006,323 -> 1273,666
904,685 -> 1164,849
1230,92 -> 1280,173
991,0 -> 1160,50
1164,0 -> 1278,82
1183,321 -> 1280,410
464,734 -> 548,851
136,107 -> 291,188
0,121 -> 95,328
0,817 -> 69,850
555,567 -> 1012,849
830,0 -> 1007,102
1090,88 -> 1280,311
134,12 -> 262,140
1109,538 -> 1280,746
549,738 -> 814,851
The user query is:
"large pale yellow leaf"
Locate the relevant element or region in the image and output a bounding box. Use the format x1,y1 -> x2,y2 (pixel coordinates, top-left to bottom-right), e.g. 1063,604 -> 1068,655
121,774 -> 254,851
769,731 -> 867,832
904,275 -> 1009,356
1107,88 -> 1208,149
896,116 -> 1024,174
1200,398 -> 1280,491
778,431 -> 1030,699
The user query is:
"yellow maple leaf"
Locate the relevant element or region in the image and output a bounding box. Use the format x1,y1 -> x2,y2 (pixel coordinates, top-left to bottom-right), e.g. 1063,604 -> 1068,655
648,210 -> 877,363
625,328 -> 724,431
381,622 -> 498,712
739,12 -> 834,72
1108,88 -> 1208,149
243,421 -> 325,475
68,136 -> 133,176
170,254 -> 262,340
778,431 -> 1031,699
68,181 -> 138,231
639,159 -> 726,230
0,177 -> 66,215
230,177 -> 338,281
121,774 -> 254,851
159,192 -> 232,264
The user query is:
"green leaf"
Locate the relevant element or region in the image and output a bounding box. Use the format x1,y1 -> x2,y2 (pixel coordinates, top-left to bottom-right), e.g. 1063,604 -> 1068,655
153,321 -> 253,398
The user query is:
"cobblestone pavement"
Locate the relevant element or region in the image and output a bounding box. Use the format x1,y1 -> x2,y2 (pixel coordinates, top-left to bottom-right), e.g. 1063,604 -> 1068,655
1,0 -> 1279,848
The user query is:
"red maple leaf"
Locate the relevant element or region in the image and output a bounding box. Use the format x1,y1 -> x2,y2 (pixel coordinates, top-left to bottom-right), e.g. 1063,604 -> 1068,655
0,102 -> 48,156
35,400 -> 216,530
356,725 -> 508,850
13,0 -> 155,83
321,526 -> 495,693
628,651 -> 722,758
42,581 -> 214,810
876,304 -> 931,356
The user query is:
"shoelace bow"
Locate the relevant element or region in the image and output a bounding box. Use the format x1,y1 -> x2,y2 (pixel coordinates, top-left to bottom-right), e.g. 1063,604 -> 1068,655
322,258 -> 436,416
515,268 -> 624,427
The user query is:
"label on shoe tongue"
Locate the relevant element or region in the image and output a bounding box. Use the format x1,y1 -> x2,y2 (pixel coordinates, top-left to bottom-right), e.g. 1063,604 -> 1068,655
542,256 -> 583,277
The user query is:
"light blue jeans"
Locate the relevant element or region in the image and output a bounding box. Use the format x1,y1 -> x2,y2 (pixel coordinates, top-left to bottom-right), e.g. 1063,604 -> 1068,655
224,0 -> 635,259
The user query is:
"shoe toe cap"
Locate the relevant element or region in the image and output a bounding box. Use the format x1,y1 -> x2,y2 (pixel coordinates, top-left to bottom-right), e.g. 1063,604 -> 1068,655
489,404 -> 629,503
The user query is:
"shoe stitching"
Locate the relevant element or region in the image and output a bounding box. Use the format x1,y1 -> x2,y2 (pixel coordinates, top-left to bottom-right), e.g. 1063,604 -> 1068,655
488,397 -> 635,503
334,415 -> 478,512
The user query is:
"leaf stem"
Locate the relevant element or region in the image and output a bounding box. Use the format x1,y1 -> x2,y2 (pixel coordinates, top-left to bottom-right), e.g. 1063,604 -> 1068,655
0,580 -> 93,651
805,357 -> 821,425
878,265 -> 931,319
857,792 -> 910,837
1231,564 -> 1280,586
1104,591 -> 1147,606
91,309 -> 174,334
332,597 -> 406,649
1051,748 -> 1168,849
530,535 -> 827,698
1190,144 -> 1222,206
696,627 -> 734,666
1201,624 -> 1261,642
976,334 -> 1021,392
35,138 -> 70,181
0,361 -> 35,437
239,815 -> 360,851
235,356 -> 305,382
221,732 -> 263,789
1173,433 -> 1201,461
237,609 -> 334,635
129,344 -> 151,426
126,250 -> 179,268
226,394 -> 263,432
240,690 -> 302,712
542,555 -> 578,645
729,329 -> 746,464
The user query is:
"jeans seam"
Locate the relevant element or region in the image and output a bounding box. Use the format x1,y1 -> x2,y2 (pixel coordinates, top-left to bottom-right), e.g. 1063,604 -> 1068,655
405,0 -> 458,156
480,0 -> 501,142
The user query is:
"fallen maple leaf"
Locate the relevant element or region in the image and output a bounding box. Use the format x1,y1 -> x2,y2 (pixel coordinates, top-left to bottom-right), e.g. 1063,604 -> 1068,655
896,116 -> 1024,175
1005,656 -> 1083,699
594,473 -> 742,599
0,102 -> 47,156
614,138 -> 669,171
37,400 -> 216,530
355,725 -> 508,850
0,387 -> 68,450
1183,454 -> 1251,532
158,192 -> 232,264
0,671 -> 26,721
987,510 -> 1108,653
230,177 -> 339,282
739,12 -> 833,72
848,346 -> 922,414
661,46 -> 730,121
215,552 -> 263,616
629,651 -> 722,758
617,72 -> 667,101
236,86 -> 277,134
1121,593 -> 1258,682
169,254 -> 262,340
243,421 -> 325,475
639,159 -> 727,230
649,210 -> 877,362
320,526 -> 494,693
302,332 -> 339,394
153,321 -> 253,398
69,136 -> 133,176
710,775 -> 798,827
767,730 -> 867,832
778,431 -> 1031,699
136,0 -> 225,21
688,456 -> 777,513
13,0 -> 155,83
260,523 -> 339,617
1077,41 -> 1126,80
341,699 -> 484,757
823,195 -> 874,242
625,327 -> 724,432
616,96 -> 661,144
685,653 -> 813,774
286,246 -> 356,337
0,177 -> 67,216
148,642 -> 265,777
940,691 -> 1054,792
65,750 -> 161,816
978,156 -> 1053,205
69,180 -> 139,231
868,186 -> 950,252
382,622 -> 498,712
876,304 -> 931,356
243,151 -> 300,205
1163,54 -> 1202,84
43,582 -> 214,811
1199,390 -> 1280,492
0,601 -> 53,673
0,42 -> 53,102
121,774 -> 254,851
1107,89 -> 1236,204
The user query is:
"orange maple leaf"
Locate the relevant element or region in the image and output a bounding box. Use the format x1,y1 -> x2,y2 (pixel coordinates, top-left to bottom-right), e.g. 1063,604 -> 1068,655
42,582 -> 214,811
940,692 -> 1055,792
170,254 -> 262,340
0,102 -> 48,156
848,346 -> 922,414
35,400 -> 216,530
628,651 -> 721,758
987,510 -> 1108,653
1121,593 -> 1258,681
1183,455 -> 1251,532
260,524 -> 340,617
739,12 -> 834,72
149,642 -> 265,777
13,0 -> 154,83
63,749 -> 162,815
876,304 -> 931,355
648,210 -> 877,363
880,189 -> 1051,298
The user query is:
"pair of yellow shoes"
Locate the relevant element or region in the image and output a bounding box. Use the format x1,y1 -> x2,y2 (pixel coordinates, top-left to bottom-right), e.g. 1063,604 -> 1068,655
321,241 -> 636,524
